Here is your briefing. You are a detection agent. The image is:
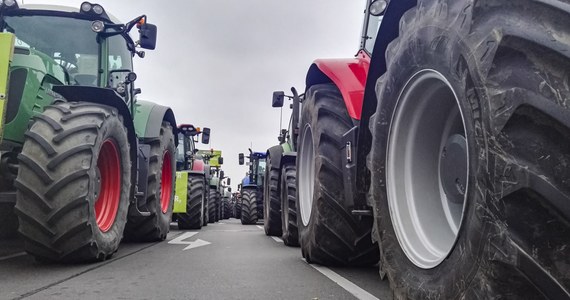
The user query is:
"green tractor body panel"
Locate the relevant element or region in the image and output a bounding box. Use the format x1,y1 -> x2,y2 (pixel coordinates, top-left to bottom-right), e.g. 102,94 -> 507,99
280,141 -> 293,153
0,33 -> 15,143
133,99 -> 177,144
1,35 -> 66,143
197,149 -> 222,167
173,171 -> 189,213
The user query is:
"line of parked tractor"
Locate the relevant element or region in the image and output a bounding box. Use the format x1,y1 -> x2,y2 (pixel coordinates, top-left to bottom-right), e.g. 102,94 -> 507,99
1,0 -> 568,298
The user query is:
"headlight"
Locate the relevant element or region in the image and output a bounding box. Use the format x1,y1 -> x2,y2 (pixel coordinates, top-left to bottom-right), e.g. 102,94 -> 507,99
80,2 -> 92,12
4,0 -> 17,7
92,4 -> 103,15
369,0 -> 387,16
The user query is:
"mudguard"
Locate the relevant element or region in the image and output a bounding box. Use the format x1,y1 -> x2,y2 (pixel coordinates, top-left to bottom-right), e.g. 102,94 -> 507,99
280,152 -> 296,169
0,33 -> 14,143
267,144 -> 284,171
305,51 -> 370,120
133,99 -> 177,146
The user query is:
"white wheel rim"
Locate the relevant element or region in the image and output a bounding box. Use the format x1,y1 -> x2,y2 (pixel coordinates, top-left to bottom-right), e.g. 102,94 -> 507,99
298,124 -> 315,226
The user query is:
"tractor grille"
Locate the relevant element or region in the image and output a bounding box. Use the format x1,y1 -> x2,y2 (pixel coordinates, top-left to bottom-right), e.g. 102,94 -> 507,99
5,68 -> 27,124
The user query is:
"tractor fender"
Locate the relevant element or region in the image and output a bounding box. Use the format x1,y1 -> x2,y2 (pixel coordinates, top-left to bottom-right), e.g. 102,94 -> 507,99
267,145 -> 284,171
133,100 -> 178,146
305,51 -> 370,120
280,152 -> 296,169
52,86 -> 138,189
192,159 -> 205,173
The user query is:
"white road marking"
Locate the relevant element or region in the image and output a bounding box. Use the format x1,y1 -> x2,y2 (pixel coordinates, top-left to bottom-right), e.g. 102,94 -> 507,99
304,259 -> 379,300
0,252 -> 26,262
271,236 -> 283,243
218,222 -> 225,225
256,225 -> 263,230
168,232 -> 211,251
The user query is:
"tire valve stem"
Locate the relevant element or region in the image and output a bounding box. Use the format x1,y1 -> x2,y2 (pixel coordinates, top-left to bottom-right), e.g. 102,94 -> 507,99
346,141 -> 352,163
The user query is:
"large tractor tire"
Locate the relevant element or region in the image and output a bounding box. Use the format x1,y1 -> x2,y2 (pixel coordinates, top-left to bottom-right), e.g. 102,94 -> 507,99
216,191 -> 222,222
222,198 -> 231,219
297,83 -> 378,266
280,163 -> 299,247
234,197 -> 242,219
176,174 -> 205,230
240,189 -> 258,225
263,151 -> 282,236
124,122 -> 175,241
15,102 -> 130,262
207,188 -> 217,223
367,1 -> 570,298
202,184 -> 209,226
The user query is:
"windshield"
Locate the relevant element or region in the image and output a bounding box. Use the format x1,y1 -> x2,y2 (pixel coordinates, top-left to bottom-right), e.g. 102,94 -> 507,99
3,15 -> 100,86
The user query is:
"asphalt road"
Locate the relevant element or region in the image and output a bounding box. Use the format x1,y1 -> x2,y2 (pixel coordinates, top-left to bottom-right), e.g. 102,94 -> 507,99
0,219 -> 392,300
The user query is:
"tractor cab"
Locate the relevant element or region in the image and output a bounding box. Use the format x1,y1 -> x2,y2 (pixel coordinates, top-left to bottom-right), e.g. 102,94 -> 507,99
238,150 -> 267,188
176,124 -> 210,171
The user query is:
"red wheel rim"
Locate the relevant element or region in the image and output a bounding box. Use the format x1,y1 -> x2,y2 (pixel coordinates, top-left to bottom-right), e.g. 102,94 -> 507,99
160,151 -> 173,213
95,140 -> 121,233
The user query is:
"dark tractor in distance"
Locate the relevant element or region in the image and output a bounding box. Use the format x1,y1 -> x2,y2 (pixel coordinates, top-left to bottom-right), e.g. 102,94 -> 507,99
238,150 -> 266,225
173,124 -> 211,229
263,88 -> 301,246
0,1 -> 178,263
294,0 -> 570,298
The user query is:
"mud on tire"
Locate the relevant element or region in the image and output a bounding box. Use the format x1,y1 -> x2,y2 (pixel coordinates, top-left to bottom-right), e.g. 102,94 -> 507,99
124,122 -> 175,242
15,102 -> 131,262
297,83 -> 378,266
367,1 -> 570,298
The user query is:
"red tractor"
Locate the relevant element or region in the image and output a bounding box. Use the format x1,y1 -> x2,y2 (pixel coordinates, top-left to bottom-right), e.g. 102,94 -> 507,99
294,0 -> 570,298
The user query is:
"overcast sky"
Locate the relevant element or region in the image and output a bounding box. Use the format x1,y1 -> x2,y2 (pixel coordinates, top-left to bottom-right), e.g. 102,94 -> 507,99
24,0 -> 366,189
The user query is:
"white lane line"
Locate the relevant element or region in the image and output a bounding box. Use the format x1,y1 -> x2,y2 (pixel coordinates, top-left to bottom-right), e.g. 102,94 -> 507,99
271,236 -> 283,243
0,252 -> 27,262
256,225 -> 263,230
304,259 -> 379,300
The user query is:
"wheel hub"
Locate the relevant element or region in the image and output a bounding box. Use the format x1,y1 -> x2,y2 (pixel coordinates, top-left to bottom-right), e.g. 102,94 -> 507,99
439,134 -> 467,204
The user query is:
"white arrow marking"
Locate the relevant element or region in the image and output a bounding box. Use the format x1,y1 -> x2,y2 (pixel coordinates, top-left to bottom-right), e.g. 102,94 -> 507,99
168,232 -> 211,251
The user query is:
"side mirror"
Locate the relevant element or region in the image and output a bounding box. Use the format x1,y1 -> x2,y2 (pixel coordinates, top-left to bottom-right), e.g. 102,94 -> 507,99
218,156 -> 224,165
139,23 -> 157,50
272,91 -> 285,108
201,127 -> 211,144
220,170 -> 225,179
238,153 -> 244,165
227,178 -> 231,186
228,187 -> 232,192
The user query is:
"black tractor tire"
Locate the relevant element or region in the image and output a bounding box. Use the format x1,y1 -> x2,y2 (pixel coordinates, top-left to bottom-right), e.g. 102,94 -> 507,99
235,198 -> 242,219
208,188 -> 217,223
176,174 -> 205,230
0,204 -> 18,239
15,102 -> 131,262
263,151 -> 282,236
367,1 -> 570,298
216,191 -> 221,222
222,198 -> 231,220
202,183 -> 209,226
280,163 -> 299,247
124,122 -> 175,242
297,83 -> 378,266
240,189 -> 258,225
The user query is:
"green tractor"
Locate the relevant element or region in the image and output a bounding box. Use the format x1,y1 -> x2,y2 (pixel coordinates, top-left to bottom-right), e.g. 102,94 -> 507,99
172,124 -> 211,229
262,88 -> 301,246
197,149 -> 224,223
0,2 -> 178,262
238,150 -> 267,225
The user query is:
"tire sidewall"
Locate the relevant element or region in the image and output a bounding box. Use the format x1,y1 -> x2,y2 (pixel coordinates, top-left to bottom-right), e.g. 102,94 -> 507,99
371,24 -> 491,295
90,108 -> 131,254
